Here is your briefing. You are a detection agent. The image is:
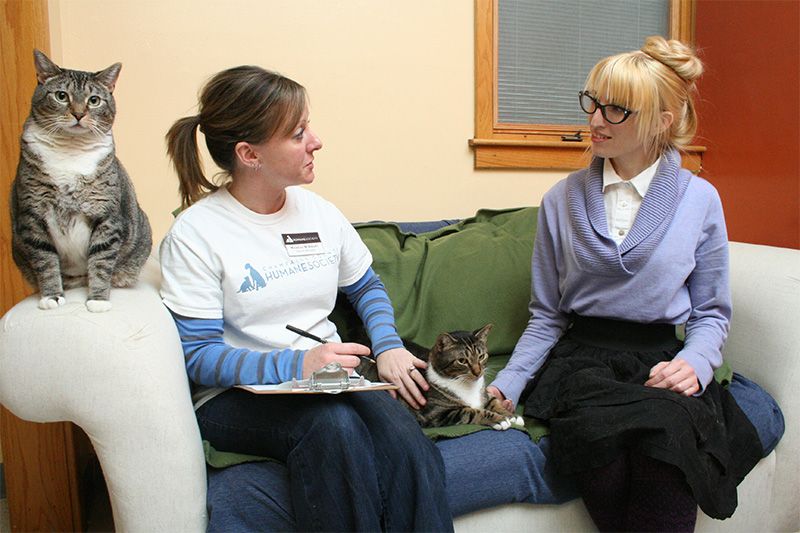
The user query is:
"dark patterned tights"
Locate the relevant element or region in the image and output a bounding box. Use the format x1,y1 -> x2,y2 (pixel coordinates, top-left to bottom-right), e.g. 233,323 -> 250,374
576,452 -> 698,532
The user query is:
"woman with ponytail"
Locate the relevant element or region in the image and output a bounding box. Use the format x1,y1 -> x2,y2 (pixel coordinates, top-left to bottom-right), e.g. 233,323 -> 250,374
488,36 -> 784,531
160,66 -> 453,532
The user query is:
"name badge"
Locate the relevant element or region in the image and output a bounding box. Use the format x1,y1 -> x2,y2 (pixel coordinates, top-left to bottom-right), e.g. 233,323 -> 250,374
282,232 -> 324,256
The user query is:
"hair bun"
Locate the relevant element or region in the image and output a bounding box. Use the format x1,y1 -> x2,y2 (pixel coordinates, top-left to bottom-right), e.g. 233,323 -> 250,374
642,35 -> 703,82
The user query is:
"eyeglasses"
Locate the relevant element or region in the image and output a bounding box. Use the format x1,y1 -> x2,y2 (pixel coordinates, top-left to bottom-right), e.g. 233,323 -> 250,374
578,91 -> 635,124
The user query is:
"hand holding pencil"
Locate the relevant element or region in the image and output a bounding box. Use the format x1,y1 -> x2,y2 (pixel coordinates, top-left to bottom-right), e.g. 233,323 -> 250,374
287,324 -> 372,378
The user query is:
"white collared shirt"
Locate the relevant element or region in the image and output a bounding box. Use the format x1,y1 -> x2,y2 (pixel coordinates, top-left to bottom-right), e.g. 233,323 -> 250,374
602,157 -> 661,245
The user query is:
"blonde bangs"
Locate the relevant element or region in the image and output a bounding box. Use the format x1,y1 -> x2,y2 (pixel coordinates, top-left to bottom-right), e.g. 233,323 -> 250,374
585,55 -> 637,111
584,52 -> 665,157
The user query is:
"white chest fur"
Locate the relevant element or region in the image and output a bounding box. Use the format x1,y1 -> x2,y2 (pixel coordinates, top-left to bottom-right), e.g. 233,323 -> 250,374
47,212 -> 92,274
427,368 -> 485,409
24,124 -> 113,187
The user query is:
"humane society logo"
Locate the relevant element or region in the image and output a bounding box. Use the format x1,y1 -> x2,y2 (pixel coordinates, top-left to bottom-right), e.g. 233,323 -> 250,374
236,254 -> 339,294
237,263 -> 267,293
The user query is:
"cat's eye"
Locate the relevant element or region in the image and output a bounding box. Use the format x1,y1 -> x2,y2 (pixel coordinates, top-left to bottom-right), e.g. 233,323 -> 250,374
88,95 -> 102,107
54,91 -> 68,102
457,359 -> 468,366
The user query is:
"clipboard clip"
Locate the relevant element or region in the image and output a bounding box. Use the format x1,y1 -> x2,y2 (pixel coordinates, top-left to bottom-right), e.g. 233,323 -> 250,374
292,362 -> 366,393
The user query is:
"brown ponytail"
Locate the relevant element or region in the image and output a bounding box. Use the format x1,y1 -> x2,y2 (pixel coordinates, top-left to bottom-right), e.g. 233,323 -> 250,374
165,114 -> 219,208
165,66 -> 307,208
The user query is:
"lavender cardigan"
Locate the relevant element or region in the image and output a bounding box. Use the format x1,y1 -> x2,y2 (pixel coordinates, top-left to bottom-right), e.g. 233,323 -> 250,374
492,150 -> 731,406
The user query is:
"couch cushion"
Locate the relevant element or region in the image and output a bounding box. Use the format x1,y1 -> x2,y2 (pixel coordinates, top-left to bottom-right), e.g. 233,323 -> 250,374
333,207 -> 538,355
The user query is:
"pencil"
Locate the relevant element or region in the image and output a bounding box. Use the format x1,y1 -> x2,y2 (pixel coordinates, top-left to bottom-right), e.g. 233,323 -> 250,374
285,324 -> 376,365
286,324 -> 327,344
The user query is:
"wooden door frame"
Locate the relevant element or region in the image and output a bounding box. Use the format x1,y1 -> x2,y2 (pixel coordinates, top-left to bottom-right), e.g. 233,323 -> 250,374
1,1 -> 86,530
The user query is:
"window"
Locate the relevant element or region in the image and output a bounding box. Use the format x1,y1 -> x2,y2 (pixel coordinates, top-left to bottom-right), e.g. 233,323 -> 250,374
470,0 -> 702,171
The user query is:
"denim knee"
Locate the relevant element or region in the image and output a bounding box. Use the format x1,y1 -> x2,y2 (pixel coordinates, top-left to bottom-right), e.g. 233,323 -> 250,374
292,401 -> 372,452
729,372 -> 785,456
436,430 -> 578,516
349,392 -> 445,471
207,462 -> 295,532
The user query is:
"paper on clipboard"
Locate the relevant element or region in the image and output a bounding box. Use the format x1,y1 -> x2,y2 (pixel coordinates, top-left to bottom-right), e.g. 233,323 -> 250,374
237,379 -> 398,395
236,362 -> 398,395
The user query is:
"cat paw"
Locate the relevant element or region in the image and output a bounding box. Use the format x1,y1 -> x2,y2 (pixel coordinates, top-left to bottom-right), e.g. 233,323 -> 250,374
86,299 -> 112,313
492,418 -> 513,431
38,296 -> 65,310
492,416 -> 524,431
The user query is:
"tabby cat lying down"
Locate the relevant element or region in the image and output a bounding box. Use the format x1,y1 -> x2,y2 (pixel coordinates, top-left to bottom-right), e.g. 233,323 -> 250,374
359,324 -> 524,431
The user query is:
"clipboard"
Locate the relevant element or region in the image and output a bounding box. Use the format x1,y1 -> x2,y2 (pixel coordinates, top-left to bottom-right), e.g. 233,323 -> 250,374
236,362 -> 399,395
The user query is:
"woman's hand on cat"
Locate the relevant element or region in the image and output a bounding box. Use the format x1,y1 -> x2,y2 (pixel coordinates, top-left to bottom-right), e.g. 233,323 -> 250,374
376,348 -> 429,409
486,385 -> 515,412
644,359 -> 700,396
302,342 -> 372,379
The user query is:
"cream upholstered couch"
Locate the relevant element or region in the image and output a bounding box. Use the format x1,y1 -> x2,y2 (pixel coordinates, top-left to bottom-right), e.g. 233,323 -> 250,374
0,240 -> 798,532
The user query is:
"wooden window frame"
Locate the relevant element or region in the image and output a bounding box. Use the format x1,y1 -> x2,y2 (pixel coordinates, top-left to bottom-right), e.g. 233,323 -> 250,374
470,0 -> 704,172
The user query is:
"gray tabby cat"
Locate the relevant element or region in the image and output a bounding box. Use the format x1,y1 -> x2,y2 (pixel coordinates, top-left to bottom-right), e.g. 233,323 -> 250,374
10,50 -> 152,312
359,324 -> 524,430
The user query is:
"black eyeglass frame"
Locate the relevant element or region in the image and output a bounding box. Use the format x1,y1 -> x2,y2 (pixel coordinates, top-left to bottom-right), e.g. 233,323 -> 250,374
578,91 -> 636,124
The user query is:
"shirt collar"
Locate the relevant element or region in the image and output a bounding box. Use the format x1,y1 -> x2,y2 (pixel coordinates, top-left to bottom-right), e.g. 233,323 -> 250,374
602,156 -> 661,198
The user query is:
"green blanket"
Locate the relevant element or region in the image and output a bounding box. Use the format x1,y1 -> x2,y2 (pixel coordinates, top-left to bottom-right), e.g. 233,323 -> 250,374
332,207 -> 539,354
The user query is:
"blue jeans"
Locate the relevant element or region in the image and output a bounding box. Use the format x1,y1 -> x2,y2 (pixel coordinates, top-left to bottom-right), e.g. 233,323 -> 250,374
197,389 -> 453,532
728,372 -> 785,455
205,373 -> 783,532
207,429 -> 578,532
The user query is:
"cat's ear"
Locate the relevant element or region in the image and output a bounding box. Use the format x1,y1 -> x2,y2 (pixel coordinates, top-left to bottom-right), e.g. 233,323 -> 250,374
434,332 -> 458,352
33,49 -> 62,85
473,323 -> 493,343
95,63 -> 122,93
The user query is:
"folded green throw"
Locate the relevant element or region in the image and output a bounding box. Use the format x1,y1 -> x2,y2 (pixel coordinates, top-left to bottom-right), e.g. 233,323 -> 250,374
332,207 -> 539,355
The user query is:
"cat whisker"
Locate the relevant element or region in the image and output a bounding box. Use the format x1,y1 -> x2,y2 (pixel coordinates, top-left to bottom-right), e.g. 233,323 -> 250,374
36,118 -> 60,135
88,123 -> 104,138
41,117 -> 75,138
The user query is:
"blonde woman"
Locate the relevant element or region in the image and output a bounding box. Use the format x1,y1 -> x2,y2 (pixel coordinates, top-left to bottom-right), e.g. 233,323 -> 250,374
488,36 -> 783,531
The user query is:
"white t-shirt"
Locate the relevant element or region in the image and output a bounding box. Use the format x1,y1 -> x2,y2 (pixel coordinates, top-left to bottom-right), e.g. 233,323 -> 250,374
160,185 -> 372,360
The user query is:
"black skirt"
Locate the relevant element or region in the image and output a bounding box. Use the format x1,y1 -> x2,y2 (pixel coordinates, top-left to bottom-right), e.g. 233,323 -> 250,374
521,315 -> 762,519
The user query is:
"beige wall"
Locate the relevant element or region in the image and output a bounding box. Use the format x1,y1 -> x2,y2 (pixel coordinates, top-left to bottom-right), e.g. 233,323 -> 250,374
48,0 -> 565,243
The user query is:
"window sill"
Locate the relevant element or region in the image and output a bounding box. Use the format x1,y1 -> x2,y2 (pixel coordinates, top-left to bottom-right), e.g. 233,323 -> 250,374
469,139 -> 705,173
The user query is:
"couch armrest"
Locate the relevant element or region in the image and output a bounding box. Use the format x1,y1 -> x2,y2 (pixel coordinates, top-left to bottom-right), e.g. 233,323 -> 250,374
0,256 -> 207,532
725,241 -> 799,531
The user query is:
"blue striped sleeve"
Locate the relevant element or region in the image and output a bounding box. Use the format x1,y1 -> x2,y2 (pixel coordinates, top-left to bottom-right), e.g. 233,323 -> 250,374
340,267 -> 404,357
169,312 -> 305,386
